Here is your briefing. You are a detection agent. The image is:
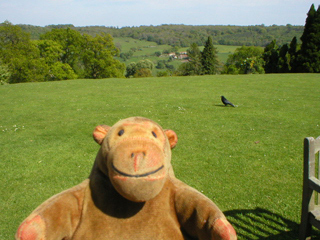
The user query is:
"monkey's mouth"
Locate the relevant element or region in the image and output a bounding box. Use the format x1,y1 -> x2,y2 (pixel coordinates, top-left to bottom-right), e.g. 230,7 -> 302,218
111,164 -> 164,178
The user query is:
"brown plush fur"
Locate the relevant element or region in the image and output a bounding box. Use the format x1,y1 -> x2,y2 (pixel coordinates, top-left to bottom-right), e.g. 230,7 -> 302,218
16,117 -> 237,240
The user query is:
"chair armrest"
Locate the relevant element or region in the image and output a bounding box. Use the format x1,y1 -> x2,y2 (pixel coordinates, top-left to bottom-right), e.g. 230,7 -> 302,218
311,208 -> 320,220
309,177 -> 320,192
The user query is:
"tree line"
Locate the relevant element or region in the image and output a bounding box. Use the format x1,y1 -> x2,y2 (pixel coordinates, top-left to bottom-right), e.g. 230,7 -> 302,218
263,4 -> 320,73
181,4 -> 320,76
15,23 -> 303,48
0,21 -> 125,84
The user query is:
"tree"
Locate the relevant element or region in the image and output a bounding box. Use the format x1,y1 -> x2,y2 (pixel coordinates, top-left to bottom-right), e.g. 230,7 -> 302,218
0,21 -> 31,65
201,37 -> 219,74
36,39 -> 64,65
296,4 -> 320,72
41,29 -> 125,79
156,60 -> 166,69
0,22 -> 127,82
223,46 -> 264,74
0,62 -> 11,84
40,28 -> 83,75
8,54 -> 48,83
0,21 -> 30,47
263,40 -> 279,73
82,33 -> 125,78
175,43 -> 202,76
125,62 -> 137,78
187,43 -> 202,75
0,21 -> 48,83
46,62 -> 77,81
125,59 -> 154,78
136,59 -> 154,71
288,37 -> 299,72
134,68 -> 152,78
176,62 -> 197,76
156,70 -> 170,77
36,39 -> 77,81
154,51 -> 161,57
120,51 -> 134,61
278,44 -> 290,73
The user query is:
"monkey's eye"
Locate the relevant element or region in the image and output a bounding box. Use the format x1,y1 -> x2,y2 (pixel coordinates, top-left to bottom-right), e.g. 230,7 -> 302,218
118,129 -> 124,136
152,131 -> 157,138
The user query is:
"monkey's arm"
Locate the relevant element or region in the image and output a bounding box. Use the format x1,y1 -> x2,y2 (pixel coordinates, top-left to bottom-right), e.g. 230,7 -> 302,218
172,179 -> 237,240
15,180 -> 88,240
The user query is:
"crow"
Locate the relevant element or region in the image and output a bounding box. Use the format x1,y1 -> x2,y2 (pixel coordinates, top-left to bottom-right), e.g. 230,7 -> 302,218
221,96 -> 235,107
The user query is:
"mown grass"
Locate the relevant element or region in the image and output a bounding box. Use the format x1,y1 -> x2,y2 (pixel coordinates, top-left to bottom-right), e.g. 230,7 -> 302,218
1,74 -> 320,239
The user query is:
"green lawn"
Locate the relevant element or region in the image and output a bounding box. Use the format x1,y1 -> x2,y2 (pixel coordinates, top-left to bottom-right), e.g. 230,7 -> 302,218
1,74 -> 320,239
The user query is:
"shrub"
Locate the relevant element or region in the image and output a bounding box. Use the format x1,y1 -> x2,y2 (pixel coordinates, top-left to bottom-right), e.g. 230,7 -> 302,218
0,64 -> 11,85
156,70 -> 170,77
46,62 -> 78,81
133,68 -> 152,78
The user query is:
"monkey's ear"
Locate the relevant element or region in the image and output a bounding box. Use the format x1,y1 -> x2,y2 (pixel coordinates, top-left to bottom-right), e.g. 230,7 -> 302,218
93,125 -> 111,145
164,129 -> 178,149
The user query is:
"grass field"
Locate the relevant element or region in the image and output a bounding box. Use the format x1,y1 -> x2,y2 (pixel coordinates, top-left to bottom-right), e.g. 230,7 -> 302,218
1,74 -> 320,239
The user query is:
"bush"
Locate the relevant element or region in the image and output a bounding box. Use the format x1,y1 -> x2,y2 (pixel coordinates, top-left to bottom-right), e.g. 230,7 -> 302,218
8,58 -> 48,83
223,65 -> 239,75
133,68 -> 152,78
46,62 -> 78,81
156,70 -> 170,77
0,64 -> 11,85
126,59 -> 154,78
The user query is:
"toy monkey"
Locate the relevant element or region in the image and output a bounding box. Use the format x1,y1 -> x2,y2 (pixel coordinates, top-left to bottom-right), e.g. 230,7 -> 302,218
16,117 -> 236,240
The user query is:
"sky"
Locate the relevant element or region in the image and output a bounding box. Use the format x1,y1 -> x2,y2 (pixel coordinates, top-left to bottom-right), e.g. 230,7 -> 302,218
0,0 -> 319,28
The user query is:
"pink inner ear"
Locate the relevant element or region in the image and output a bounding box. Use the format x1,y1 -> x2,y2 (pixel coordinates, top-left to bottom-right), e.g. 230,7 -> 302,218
93,125 -> 110,144
164,130 -> 178,149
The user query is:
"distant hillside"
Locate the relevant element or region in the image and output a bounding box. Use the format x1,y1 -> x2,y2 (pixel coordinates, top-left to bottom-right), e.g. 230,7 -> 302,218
16,23 -> 304,47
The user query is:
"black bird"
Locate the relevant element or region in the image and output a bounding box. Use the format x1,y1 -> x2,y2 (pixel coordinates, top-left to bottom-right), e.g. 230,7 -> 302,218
221,96 -> 235,107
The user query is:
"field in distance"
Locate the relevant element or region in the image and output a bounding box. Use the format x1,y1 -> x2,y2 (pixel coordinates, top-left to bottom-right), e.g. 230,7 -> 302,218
114,37 -> 241,70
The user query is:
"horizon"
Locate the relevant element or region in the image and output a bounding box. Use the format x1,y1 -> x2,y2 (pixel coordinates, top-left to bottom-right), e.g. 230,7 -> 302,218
7,22 -> 305,28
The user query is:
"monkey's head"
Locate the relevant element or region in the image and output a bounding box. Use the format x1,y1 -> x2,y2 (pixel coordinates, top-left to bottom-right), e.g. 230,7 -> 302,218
93,117 -> 178,202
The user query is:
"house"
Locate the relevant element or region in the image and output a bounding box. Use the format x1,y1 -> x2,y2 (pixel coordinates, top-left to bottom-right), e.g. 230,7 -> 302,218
168,52 -> 188,60
168,52 -> 177,59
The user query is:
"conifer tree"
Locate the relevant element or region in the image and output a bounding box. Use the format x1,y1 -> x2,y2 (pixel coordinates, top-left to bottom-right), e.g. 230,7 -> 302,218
297,4 -> 320,72
288,37 -> 298,72
201,37 -> 219,74
186,43 -> 202,75
263,39 -> 279,73
278,44 -> 289,73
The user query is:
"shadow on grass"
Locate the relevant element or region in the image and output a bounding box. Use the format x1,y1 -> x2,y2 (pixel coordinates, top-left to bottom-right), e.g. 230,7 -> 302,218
224,207 -> 299,240
214,104 -> 227,107
214,104 -> 238,108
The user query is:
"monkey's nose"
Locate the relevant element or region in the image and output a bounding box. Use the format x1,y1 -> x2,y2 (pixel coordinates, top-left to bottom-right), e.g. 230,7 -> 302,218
131,152 -> 146,158
131,152 -> 146,172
